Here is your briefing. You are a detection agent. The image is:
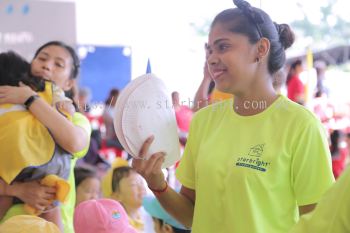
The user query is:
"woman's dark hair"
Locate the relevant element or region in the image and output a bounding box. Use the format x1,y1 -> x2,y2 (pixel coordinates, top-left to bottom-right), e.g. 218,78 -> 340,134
111,166 -> 135,192
34,41 -> 80,108
211,0 -> 295,75
330,130 -> 342,157
74,167 -> 98,188
286,59 -> 302,84
0,51 -> 45,92
105,88 -> 120,105
208,81 -> 215,96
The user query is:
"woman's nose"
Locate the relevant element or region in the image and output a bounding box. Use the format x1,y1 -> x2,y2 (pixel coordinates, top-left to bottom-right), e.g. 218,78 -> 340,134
42,61 -> 52,70
207,52 -> 219,66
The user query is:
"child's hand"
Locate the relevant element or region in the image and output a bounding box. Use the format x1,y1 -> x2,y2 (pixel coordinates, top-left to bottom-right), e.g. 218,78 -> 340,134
56,101 -> 75,119
11,180 -> 56,211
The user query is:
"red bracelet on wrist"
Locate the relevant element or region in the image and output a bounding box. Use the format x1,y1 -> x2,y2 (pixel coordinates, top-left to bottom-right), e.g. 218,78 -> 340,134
148,181 -> 168,196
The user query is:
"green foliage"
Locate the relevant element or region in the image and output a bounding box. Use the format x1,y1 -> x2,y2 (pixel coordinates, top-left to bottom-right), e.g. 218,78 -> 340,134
291,0 -> 350,45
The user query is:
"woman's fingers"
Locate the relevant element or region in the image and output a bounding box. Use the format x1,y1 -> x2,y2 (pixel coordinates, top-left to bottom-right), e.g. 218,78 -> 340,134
133,135 -> 155,171
153,154 -> 165,173
138,135 -> 154,159
18,81 -> 28,87
0,85 -> 35,104
0,86 -> 10,92
143,152 -> 165,176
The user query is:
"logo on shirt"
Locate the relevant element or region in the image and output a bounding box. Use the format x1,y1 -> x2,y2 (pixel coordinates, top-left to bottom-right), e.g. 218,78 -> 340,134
248,144 -> 264,157
235,144 -> 271,172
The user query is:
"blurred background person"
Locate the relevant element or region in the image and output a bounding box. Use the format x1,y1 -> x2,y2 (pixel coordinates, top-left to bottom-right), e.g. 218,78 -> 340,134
74,167 -> 101,206
287,59 -> 305,105
143,195 -> 191,233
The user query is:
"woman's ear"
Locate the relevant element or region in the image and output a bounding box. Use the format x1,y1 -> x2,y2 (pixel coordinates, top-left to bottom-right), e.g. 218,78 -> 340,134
62,78 -> 75,91
256,37 -> 270,60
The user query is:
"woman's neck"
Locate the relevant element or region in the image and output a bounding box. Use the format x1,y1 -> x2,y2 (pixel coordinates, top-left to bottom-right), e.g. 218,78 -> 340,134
233,80 -> 278,116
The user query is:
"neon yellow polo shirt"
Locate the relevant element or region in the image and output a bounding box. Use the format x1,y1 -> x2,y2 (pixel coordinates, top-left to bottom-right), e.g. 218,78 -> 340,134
1,112 -> 91,233
61,112 -> 91,233
176,95 -> 334,233
290,166 -> 350,233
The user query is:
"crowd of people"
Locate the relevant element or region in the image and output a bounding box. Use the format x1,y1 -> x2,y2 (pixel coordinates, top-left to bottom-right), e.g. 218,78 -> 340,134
1,0 -> 350,232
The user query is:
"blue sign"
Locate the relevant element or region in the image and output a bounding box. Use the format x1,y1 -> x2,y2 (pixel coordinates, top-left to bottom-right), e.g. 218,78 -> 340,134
79,45 -> 132,102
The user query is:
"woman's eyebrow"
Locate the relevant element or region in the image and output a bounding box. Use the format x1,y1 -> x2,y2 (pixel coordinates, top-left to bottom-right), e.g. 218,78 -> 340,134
39,52 -> 49,57
207,38 -> 230,49
54,57 -> 66,64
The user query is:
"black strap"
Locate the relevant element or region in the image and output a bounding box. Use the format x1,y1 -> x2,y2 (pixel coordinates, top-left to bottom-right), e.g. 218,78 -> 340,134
24,94 -> 40,109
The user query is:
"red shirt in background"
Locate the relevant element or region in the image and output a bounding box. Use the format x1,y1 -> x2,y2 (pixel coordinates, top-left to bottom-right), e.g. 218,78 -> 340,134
175,106 -> 193,133
287,75 -> 304,102
332,147 -> 348,179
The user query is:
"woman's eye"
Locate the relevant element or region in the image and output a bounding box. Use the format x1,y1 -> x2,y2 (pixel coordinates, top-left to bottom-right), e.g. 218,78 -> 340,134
55,62 -> 64,68
38,57 -> 46,61
218,44 -> 230,51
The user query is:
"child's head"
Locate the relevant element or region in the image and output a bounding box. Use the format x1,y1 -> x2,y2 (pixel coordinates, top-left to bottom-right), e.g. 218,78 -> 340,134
143,195 -> 190,233
74,167 -> 101,206
0,51 -> 45,92
111,166 -> 146,210
0,215 -> 60,233
74,199 -> 137,233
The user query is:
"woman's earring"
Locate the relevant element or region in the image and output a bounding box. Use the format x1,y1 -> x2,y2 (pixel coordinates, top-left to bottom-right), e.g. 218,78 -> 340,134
255,57 -> 260,63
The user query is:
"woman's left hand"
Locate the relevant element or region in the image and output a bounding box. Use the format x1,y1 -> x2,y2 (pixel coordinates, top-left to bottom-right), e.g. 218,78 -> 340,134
0,82 -> 36,105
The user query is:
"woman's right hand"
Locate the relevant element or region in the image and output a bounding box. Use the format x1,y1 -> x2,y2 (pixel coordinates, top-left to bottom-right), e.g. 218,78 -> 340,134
132,136 -> 167,190
0,83 -> 36,105
10,180 -> 56,211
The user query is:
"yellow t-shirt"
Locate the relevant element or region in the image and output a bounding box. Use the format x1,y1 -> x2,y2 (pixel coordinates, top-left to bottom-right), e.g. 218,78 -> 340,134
289,166 -> 350,233
176,95 -> 334,233
209,88 -> 233,103
0,81 -> 55,184
128,214 -> 144,233
1,112 -> 91,233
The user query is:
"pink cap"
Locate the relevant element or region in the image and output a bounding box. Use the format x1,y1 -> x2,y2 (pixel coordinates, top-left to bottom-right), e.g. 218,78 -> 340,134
74,199 -> 137,233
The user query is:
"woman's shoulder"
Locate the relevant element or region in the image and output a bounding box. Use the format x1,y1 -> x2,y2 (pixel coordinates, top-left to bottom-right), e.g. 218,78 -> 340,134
277,95 -> 321,126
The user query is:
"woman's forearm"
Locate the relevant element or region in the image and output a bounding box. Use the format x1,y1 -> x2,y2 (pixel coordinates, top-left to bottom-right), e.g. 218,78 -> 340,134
156,186 -> 195,228
0,179 -> 17,197
28,97 -> 88,153
193,77 -> 212,112
0,179 -> 10,196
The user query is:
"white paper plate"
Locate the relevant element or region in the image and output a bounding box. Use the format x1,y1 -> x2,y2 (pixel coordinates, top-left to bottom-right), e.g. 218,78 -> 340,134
114,75 -> 150,156
114,74 -> 180,168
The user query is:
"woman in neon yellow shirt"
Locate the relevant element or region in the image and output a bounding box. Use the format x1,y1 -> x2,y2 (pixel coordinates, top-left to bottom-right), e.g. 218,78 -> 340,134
132,1 -> 334,233
0,41 -> 91,233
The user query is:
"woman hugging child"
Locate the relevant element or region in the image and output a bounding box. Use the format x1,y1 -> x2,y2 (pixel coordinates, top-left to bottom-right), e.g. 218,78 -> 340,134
0,51 -> 75,231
